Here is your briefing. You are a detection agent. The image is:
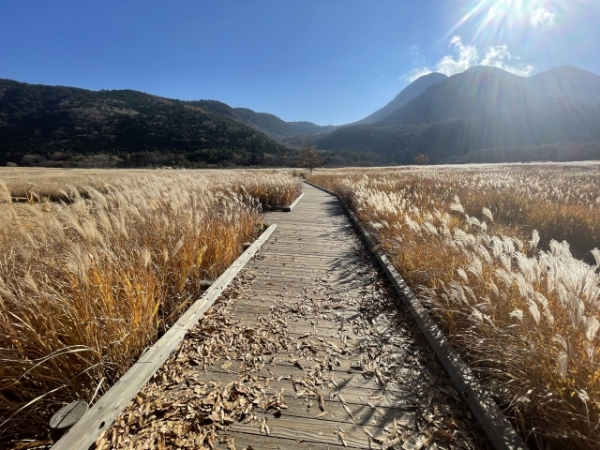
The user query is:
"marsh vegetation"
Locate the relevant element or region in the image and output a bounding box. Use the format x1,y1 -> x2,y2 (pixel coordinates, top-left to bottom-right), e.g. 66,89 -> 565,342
0,168 -> 301,444
307,163 -> 600,449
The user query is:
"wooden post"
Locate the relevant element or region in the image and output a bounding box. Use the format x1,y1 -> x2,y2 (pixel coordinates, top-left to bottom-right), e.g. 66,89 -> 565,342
199,280 -> 213,290
49,399 -> 88,441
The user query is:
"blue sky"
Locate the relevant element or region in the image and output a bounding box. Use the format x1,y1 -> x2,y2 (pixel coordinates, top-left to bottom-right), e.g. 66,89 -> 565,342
1,0 -> 599,124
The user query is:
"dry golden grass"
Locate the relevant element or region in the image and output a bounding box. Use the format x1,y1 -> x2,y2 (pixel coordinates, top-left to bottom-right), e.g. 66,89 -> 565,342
0,167 -> 302,208
307,163 -> 600,450
0,168 -> 301,445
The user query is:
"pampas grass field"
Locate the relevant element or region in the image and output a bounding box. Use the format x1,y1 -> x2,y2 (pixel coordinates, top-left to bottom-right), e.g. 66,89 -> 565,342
307,163 -> 600,450
0,168 -> 301,445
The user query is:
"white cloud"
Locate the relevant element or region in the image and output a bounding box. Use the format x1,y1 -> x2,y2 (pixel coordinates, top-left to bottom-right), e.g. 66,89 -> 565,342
530,7 -> 555,27
406,36 -> 533,82
481,45 -> 533,76
435,36 -> 479,76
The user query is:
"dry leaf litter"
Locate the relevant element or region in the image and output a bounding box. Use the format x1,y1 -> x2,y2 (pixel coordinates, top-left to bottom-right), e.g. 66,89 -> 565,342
96,239 -> 489,449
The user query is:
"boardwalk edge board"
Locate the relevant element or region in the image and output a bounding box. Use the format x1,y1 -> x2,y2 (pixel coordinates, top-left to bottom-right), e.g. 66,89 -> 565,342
52,224 -> 278,450
304,181 -> 527,450
288,192 -> 305,211
268,192 -> 305,212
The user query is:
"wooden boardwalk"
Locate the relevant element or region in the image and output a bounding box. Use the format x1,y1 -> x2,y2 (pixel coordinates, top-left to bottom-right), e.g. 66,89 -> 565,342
99,184 -> 487,449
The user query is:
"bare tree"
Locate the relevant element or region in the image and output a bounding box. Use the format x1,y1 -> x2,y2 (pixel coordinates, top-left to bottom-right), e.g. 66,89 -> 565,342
414,153 -> 429,165
298,138 -> 323,173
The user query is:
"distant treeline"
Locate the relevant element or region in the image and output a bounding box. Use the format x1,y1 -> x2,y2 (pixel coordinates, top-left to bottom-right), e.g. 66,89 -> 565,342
452,141 -> 600,164
7,143 -> 600,169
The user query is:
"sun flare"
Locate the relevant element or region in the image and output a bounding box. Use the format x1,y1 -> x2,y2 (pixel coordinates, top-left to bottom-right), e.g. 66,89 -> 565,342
449,0 -> 566,45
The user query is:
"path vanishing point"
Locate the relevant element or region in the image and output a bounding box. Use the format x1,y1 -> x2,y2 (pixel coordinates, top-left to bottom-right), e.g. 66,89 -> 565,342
91,184 -> 489,449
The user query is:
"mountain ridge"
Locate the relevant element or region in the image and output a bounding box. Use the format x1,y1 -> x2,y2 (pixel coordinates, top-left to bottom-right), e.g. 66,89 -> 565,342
187,100 -> 338,141
2,63 -> 600,167
355,72 -> 448,124
0,78 -> 292,167
316,66 -> 600,163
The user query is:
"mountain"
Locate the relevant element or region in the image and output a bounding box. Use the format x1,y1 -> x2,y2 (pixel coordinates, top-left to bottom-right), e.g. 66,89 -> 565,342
4,64 -> 599,168
233,108 -> 298,137
233,109 -> 339,138
0,79 -> 292,167
245,71 -> 449,138
527,65 -> 600,104
465,65 -> 600,104
286,121 -> 339,135
189,100 -> 338,141
187,100 -> 297,137
378,70 -> 554,125
262,72 -> 449,144
317,67 -> 600,163
356,72 -> 447,124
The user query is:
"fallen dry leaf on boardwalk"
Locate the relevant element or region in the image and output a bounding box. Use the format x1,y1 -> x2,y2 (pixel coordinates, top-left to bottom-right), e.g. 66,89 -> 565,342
97,186 -> 489,450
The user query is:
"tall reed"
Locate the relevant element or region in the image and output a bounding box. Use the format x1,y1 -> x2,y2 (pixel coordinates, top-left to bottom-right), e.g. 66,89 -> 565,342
308,164 -> 600,450
0,169 -> 302,445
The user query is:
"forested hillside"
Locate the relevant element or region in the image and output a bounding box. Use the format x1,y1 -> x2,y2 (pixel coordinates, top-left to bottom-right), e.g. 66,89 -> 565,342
188,100 -> 337,140
0,79 -> 292,167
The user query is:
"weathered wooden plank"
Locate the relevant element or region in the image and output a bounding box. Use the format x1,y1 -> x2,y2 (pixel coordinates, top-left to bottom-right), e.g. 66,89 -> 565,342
253,250 -> 358,258
201,361 -> 407,394
270,229 -> 351,234
277,219 -> 344,225
253,252 -> 354,259
237,312 -> 360,333
263,247 -> 356,255
262,249 -> 356,258
237,317 -> 357,334
266,236 -> 352,243
227,304 -> 359,321
261,250 -> 354,258
252,272 -> 352,281
248,259 -> 363,268
252,271 -> 360,280
278,215 -> 346,221
263,241 -> 351,248
283,321 -> 361,335
247,261 -> 362,271
249,279 -> 362,290
184,369 -> 419,410
215,432 -> 349,450
250,273 -> 371,284
229,305 -> 360,321
242,281 -> 365,291
265,240 -> 356,248
270,220 -> 348,227
232,285 -> 363,296
225,414 -> 383,448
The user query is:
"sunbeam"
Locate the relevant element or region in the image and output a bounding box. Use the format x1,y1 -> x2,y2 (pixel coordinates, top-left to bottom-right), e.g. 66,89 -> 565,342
443,0 -> 570,49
